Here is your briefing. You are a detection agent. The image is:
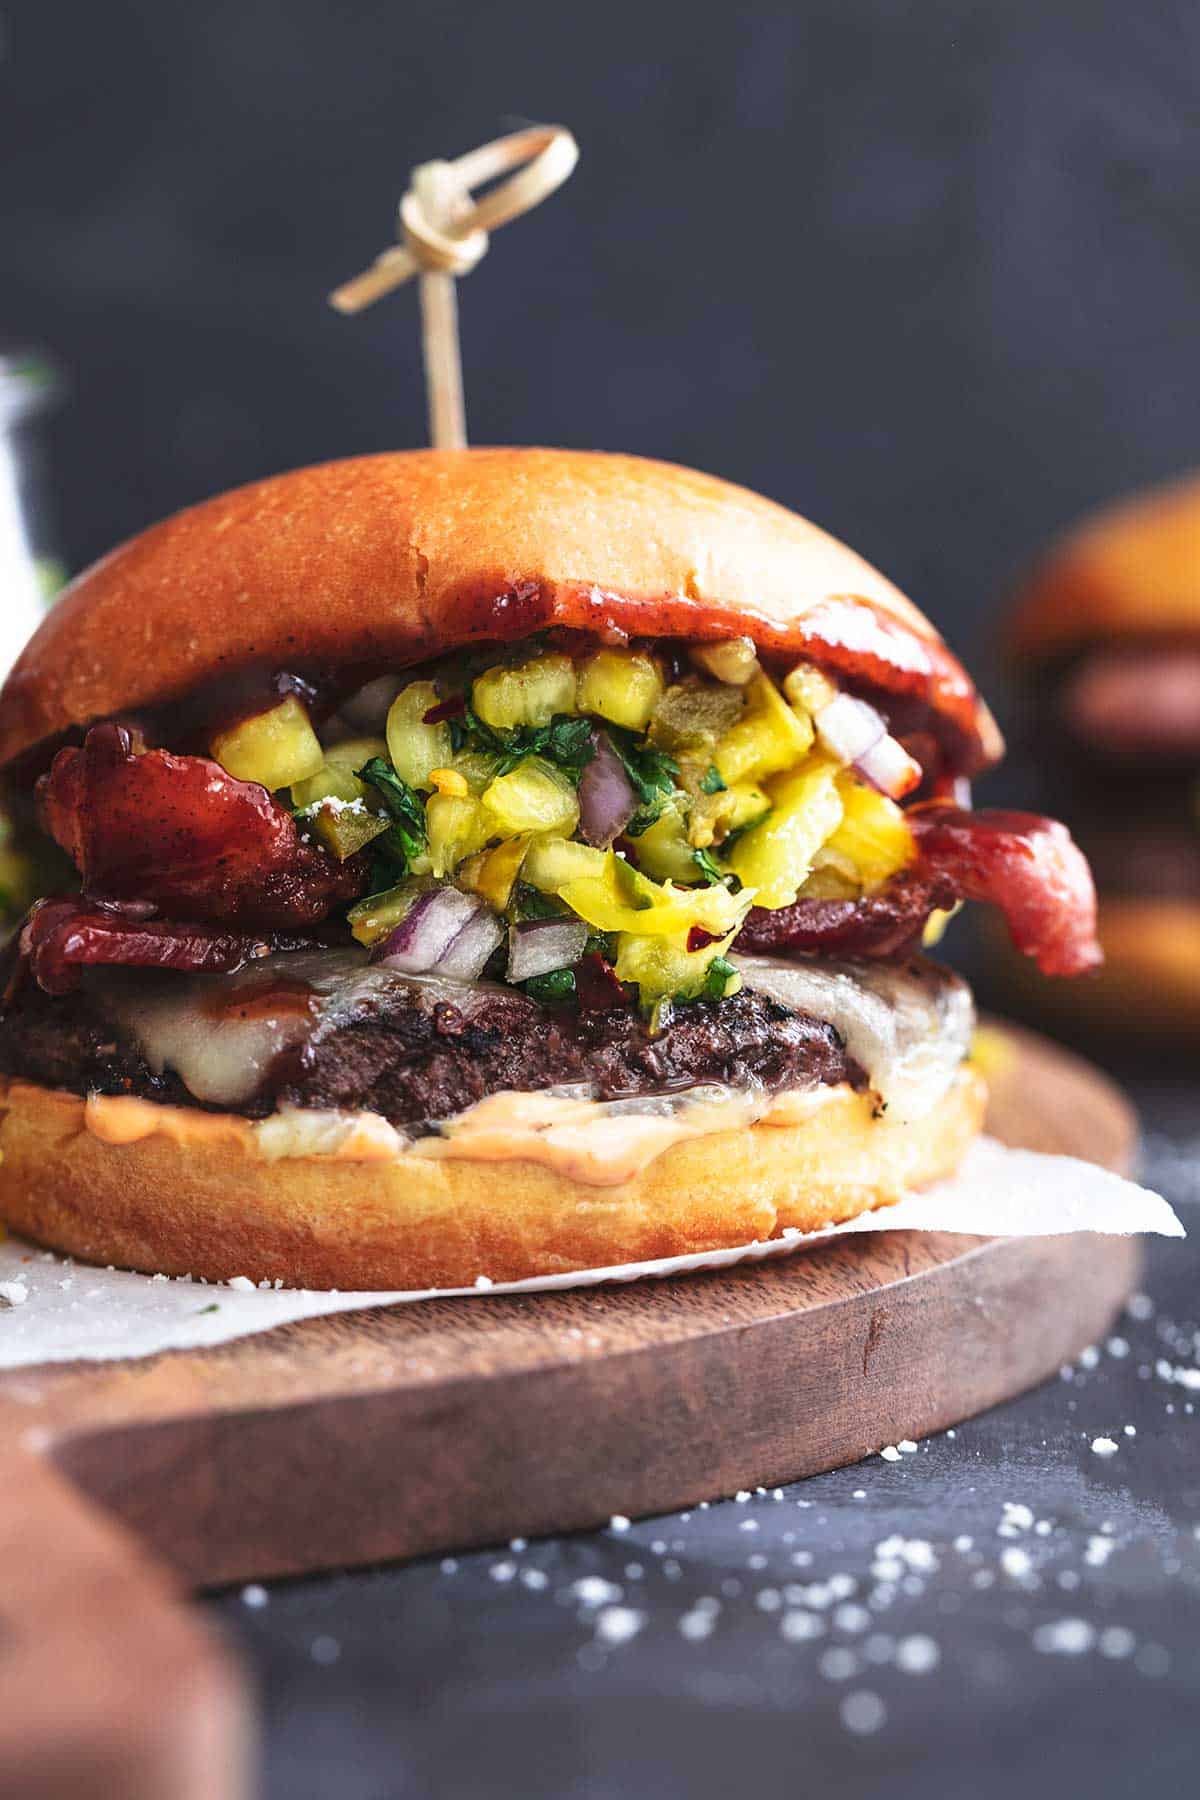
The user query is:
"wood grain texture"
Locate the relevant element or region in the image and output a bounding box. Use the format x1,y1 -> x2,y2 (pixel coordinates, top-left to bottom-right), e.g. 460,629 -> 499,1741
0,1023 -> 1140,1590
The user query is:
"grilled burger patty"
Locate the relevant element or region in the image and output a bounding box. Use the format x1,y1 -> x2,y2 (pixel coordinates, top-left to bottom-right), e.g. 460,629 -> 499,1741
0,969 -> 864,1130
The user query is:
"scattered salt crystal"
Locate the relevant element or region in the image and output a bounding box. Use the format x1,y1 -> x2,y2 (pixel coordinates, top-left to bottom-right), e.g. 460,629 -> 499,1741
572,1577 -> 623,1607
679,1608 -> 716,1641
1001,1547 -> 1033,1580
1107,1337 -> 1130,1359
1099,1626 -> 1136,1659
310,1635 -> 341,1665
594,1605 -> 644,1646
953,1535 -> 974,1553
840,1691 -> 887,1735
739,1519 -> 759,1532
1091,1437 -> 1119,1457
1057,1570 -> 1081,1591
1033,1618 -> 1095,1655
227,1276 -> 256,1293
1001,1502 -> 1035,1533
1126,1293 -> 1154,1321
1035,1520 -> 1053,1537
0,1280 -> 29,1307
895,1634 -> 940,1674
852,1489 -> 866,1500
834,1604 -> 871,1634
1134,1642 -> 1170,1677
509,1537 -> 527,1551
754,1588 -> 782,1613
819,1647 -> 860,1681
879,1445 -> 902,1462
1079,1346 -> 1100,1370
897,1440 -> 918,1454
520,1568 -> 549,1591
1085,1536 -> 1115,1568
489,1560 -> 517,1583
1124,1425 -> 1137,1438
440,1558 -> 458,1575
734,1490 -> 752,1503
609,1515 -> 631,1533
779,1609 -> 825,1645
240,1584 -> 268,1609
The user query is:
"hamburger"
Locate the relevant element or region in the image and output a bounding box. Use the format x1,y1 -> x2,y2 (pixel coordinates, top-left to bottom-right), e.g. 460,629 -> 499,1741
0,449 -> 1101,1289
1007,471 -> 1200,1036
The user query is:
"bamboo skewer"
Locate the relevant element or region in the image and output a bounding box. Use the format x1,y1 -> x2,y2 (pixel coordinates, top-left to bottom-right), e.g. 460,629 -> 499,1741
330,124 -> 579,450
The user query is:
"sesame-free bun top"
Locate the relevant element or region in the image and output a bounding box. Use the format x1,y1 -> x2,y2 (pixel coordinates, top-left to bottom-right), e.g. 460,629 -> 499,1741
1010,468 -> 1200,661
0,448 -> 1000,769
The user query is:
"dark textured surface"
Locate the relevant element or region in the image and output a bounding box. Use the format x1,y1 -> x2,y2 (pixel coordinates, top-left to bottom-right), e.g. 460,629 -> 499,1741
205,1066 -> 1199,1800
6,0 -> 1198,1789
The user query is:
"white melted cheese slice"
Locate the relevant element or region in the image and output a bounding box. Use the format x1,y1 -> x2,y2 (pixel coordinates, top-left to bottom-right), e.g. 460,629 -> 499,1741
87,947 -> 971,1124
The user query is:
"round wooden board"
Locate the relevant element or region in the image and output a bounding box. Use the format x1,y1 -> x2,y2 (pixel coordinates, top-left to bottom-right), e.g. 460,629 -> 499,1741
0,1022 -> 1141,1589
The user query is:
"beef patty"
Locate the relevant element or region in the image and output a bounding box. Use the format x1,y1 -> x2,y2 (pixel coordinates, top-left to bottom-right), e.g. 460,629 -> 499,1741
0,964 -> 864,1131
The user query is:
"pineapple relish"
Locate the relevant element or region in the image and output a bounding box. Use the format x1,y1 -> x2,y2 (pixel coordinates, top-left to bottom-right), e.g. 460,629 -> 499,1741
206,638 -> 920,1013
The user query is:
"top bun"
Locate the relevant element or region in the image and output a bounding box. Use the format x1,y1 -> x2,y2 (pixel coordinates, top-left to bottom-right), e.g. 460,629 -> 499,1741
1010,468 -> 1200,661
0,448 -> 999,769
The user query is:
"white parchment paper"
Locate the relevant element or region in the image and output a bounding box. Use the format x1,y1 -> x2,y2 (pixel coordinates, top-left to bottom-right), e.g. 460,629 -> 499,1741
0,1136 -> 1182,1370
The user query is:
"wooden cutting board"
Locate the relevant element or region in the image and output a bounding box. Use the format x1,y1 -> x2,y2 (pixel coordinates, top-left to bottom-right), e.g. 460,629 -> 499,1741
0,1021 -> 1139,1591
0,1021 -> 1142,1795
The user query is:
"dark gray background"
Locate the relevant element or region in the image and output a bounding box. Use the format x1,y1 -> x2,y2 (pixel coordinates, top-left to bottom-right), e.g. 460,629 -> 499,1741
5,0 -> 1200,696
4,2 -> 1199,1795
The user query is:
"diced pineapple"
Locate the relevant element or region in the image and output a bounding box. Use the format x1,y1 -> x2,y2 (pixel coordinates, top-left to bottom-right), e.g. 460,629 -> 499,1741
713,673 -> 814,785
576,649 -> 664,731
559,856 -> 750,939
459,834 -> 533,911
291,735 -> 388,809
386,682 -> 453,791
690,637 -> 760,686
648,681 -> 744,755
472,653 -> 576,730
819,774 -> 915,891
522,835 -> 608,891
426,793 -> 493,877
309,802 -> 389,861
482,758 -> 580,837
449,749 -> 500,795
687,781 -> 771,848
347,882 -> 423,948
783,661 -> 838,716
725,758 -> 843,908
614,927 -> 741,1005
632,799 -> 702,883
211,695 -> 324,791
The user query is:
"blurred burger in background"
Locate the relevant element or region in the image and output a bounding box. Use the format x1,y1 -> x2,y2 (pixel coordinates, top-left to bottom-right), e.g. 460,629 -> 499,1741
1003,471 -> 1200,1037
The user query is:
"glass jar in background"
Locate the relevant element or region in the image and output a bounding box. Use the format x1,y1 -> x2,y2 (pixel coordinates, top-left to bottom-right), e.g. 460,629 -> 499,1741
0,348 -> 66,680
0,349 -> 66,927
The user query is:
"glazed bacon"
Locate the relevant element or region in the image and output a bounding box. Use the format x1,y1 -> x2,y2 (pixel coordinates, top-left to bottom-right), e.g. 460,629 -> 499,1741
18,898 -> 314,996
738,807 -> 1100,977
38,723 -> 366,929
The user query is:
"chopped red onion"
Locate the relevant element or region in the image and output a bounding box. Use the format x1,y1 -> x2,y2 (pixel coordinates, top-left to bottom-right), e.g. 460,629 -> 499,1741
578,732 -> 636,846
854,732 -> 922,800
341,675 -> 404,732
814,693 -> 921,799
374,888 -> 481,974
506,916 -> 589,983
436,908 -> 505,980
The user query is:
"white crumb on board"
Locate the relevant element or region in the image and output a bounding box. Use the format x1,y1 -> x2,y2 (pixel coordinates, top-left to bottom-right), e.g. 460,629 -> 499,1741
0,1136 -> 1182,1369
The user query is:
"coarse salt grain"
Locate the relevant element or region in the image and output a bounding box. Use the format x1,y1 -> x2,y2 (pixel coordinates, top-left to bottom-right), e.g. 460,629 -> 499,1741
897,1440 -> 918,1454
609,1515 -> 631,1533
594,1605 -> 644,1646
780,1609 -> 825,1643
1091,1437 -> 1119,1457
227,1276 -> 256,1293
879,1445 -> 902,1462
0,1280 -> 29,1307
1000,1547 -> 1033,1580
572,1578 -> 623,1607
679,1609 -> 715,1642
895,1634 -> 940,1674
240,1584 -> 268,1609
840,1691 -> 887,1735
1033,1618 -> 1095,1655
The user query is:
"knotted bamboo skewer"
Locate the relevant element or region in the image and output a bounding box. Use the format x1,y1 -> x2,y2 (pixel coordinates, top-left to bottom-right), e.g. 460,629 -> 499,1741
330,124 -> 579,449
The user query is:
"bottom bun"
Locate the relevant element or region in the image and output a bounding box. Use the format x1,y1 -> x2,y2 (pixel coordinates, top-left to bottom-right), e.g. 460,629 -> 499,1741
985,897 -> 1200,1039
0,1072 -> 986,1290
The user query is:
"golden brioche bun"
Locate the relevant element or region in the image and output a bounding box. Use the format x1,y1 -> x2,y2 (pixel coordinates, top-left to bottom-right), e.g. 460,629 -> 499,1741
1010,469 -> 1200,660
984,898 -> 1200,1038
0,1071 -> 986,1290
0,448 -> 999,769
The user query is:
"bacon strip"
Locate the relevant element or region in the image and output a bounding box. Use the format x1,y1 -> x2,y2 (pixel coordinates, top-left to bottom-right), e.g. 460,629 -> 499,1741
737,808 -> 1101,977
18,899 -> 311,996
908,805 -> 1101,977
38,723 -> 366,929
